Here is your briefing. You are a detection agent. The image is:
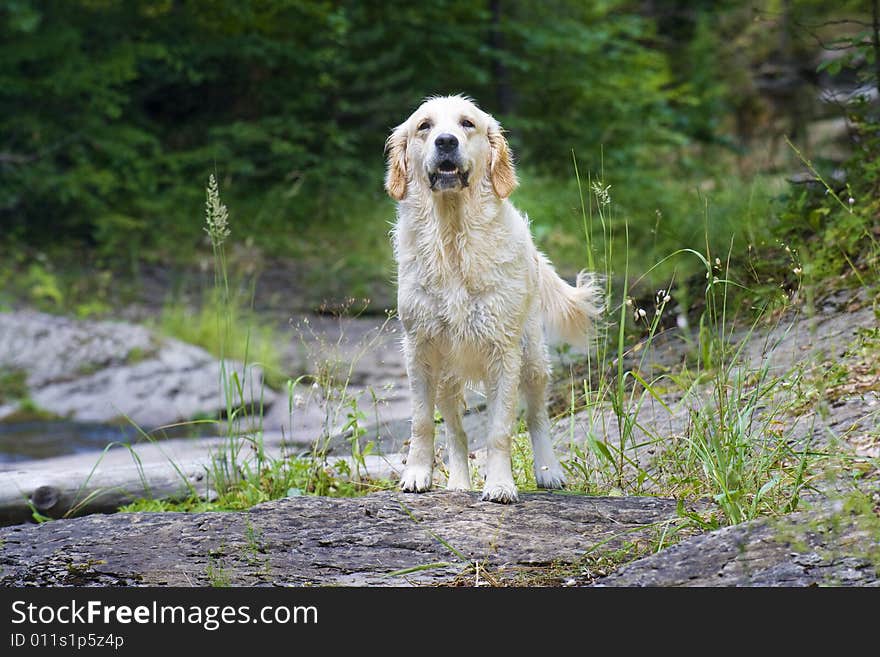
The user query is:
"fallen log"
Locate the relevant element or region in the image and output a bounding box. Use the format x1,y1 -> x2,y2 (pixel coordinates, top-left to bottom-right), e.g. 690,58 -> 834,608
0,433 -> 404,525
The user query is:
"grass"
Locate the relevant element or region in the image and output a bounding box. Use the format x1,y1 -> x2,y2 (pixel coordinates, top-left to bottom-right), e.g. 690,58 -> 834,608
155,289 -> 286,389
205,554 -> 232,588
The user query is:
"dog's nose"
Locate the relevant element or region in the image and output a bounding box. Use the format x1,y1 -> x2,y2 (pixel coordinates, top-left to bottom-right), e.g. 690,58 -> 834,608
434,133 -> 458,153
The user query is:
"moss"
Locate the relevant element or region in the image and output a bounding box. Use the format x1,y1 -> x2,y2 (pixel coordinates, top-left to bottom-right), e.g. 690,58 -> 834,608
125,346 -> 151,365
0,368 -> 28,405
74,362 -> 104,377
0,398 -> 62,422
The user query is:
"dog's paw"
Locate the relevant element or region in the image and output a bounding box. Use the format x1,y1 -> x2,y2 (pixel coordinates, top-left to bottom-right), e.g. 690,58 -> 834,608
535,466 -> 566,490
481,480 -> 519,504
399,466 -> 433,493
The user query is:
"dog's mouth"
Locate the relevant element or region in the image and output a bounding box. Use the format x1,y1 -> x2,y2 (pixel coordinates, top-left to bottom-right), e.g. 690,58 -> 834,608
428,159 -> 469,191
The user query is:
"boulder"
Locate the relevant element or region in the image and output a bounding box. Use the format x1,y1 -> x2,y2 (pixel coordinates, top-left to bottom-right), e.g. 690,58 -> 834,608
0,310 -> 274,427
596,499 -> 880,586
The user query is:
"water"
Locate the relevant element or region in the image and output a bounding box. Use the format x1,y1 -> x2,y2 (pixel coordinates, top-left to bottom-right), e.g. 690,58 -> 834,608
0,421 -> 212,465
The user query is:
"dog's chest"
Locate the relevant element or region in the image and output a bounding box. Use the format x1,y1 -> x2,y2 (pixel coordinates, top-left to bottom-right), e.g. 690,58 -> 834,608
400,256 -> 525,347
434,279 -> 495,336
396,212 -> 530,345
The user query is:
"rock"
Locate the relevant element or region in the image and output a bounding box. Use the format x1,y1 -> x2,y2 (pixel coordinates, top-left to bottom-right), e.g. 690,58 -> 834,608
595,501 -> 880,587
2,489 -> 876,587
0,310 -> 275,427
0,491 -> 678,586
0,310 -> 156,389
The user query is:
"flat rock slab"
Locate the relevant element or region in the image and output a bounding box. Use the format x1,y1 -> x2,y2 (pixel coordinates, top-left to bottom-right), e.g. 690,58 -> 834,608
596,502 -> 880,587
0,491 -> 677,586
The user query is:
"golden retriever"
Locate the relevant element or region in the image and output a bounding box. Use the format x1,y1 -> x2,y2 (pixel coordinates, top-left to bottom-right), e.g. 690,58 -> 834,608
385,95 -> 602,503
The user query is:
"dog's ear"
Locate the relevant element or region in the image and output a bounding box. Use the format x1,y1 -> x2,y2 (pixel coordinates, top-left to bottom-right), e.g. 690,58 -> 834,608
384,124 -> 408,201
488,121 -> 518,199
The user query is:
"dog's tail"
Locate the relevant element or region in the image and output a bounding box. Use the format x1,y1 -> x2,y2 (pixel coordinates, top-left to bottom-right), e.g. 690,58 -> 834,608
536,251 -> 604,345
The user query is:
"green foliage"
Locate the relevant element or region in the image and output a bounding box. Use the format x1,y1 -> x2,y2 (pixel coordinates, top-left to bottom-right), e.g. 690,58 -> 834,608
0,249 -> 120,317
1,0 -> 742,267
516,165 -> 783,292
772,7 -> 880,286
2,1 -> 873,310
3,397 -> 60,422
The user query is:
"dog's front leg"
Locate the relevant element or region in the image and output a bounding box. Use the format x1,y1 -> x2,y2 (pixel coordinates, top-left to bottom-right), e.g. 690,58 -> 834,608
400,347 -> 437,493
482,352 -> 521,503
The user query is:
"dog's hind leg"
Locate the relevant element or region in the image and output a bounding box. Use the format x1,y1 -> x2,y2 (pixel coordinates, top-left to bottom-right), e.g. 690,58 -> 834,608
481,349 -> 522,503
437,380 -> 471,491
522,323 -> 566,489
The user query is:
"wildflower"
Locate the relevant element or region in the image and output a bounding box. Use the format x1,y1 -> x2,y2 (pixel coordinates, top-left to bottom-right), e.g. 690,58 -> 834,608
848,197 -> 855,206
204,174 -> 230,245
793,267 -> 802,275
638,308 -> 646,318
625,298 -> 633,307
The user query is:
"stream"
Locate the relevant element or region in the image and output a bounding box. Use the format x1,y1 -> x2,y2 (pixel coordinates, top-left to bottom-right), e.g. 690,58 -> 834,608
0,420 -> 221,464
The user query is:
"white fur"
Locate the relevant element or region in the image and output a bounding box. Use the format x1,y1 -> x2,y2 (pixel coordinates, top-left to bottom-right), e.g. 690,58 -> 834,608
386,95 -> 603,503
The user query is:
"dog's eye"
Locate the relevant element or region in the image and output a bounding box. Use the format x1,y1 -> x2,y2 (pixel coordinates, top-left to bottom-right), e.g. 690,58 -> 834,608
417,121 -> 431,131
460,119 -> 475,129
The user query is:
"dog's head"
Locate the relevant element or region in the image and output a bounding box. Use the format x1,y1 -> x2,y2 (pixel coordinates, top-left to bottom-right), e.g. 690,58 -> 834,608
385,95 -> 517,201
